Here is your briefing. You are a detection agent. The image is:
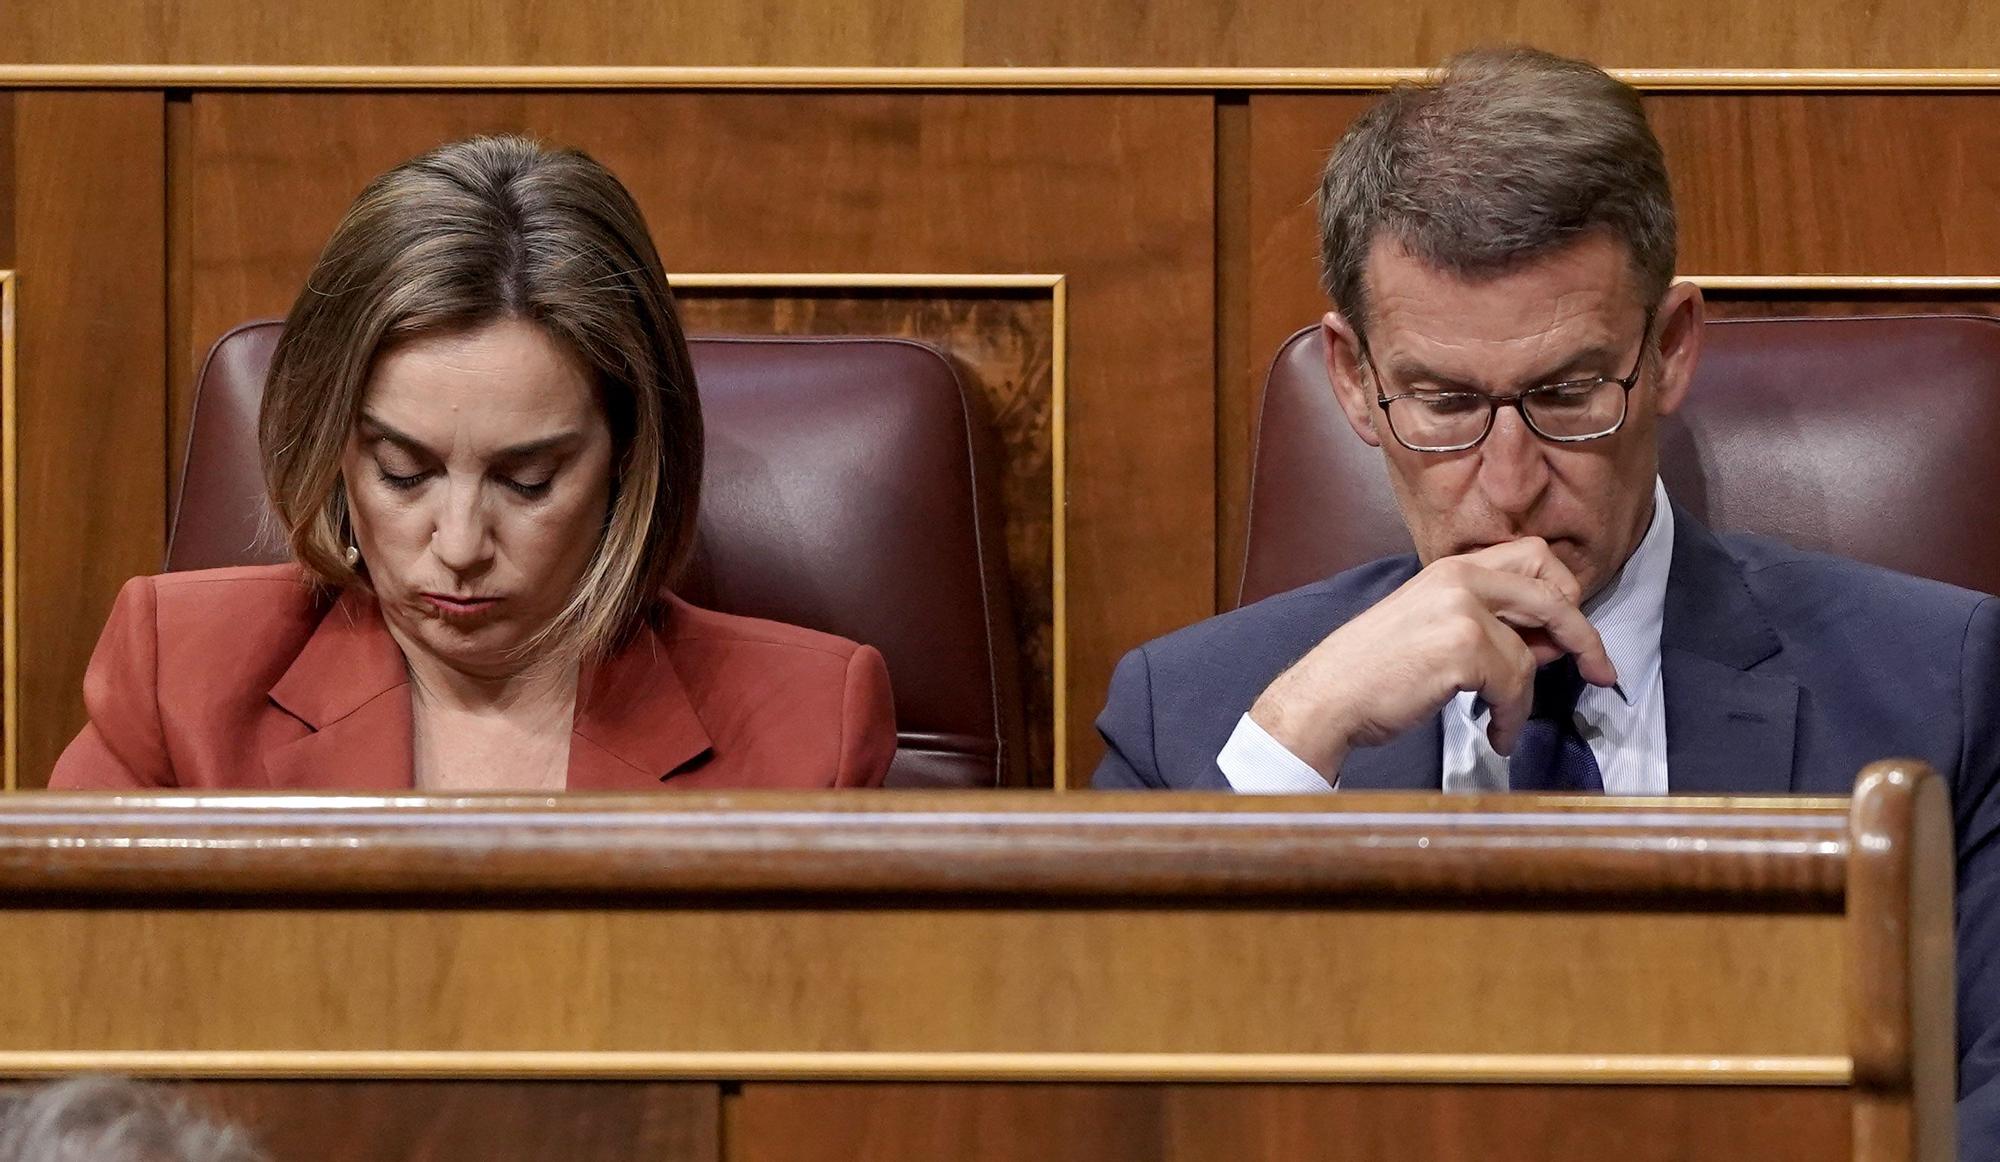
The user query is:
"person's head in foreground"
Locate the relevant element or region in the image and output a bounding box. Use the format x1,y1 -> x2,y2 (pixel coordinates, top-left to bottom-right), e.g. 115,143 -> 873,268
51,135 -> 895,792
0,1076 -> 266,1162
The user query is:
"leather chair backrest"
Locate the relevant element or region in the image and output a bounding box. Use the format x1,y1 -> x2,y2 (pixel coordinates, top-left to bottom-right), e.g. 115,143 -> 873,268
172,321 -> 1026,788
1241,314 -> 2000,605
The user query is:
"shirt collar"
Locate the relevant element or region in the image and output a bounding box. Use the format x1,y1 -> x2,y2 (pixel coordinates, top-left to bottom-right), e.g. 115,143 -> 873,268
1580,476 -> 1674,706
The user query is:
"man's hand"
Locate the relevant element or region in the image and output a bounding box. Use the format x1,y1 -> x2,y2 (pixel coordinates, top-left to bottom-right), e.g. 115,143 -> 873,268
1248,538 -> 1618,779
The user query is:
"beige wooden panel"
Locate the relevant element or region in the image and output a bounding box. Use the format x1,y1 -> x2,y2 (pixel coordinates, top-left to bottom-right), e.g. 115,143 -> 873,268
0,907 -> 1843,1056
0,0 -> 965,67
8,91 -> 166,790
5,0 -> 1998,68
962,0 -> 1998,68
1656,93 -> 2000,276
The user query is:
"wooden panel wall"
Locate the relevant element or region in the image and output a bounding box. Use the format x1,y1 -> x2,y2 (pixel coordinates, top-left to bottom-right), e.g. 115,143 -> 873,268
179,1080 -> 721,1162
960,1 -> 2000,68
3,1078 -> 1856,1161
4,92 -> 166,789
4,0 -> 1999,67
726,1083 -> 1850,1162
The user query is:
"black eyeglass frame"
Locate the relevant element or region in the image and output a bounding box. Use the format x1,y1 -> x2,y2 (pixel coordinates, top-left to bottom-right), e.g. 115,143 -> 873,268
1363,307 -> 1658,454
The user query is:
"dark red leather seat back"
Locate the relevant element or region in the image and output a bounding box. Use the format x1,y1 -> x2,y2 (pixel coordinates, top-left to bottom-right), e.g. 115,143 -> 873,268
1241,314 -> 2000,605
172,321 -> 1026,788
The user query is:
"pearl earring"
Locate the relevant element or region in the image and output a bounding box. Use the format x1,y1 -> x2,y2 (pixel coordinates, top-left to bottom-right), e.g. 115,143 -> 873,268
344,545 -> 360,567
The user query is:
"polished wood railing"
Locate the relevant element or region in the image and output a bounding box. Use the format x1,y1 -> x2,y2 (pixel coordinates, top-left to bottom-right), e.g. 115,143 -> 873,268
0,762 -> 1952,1161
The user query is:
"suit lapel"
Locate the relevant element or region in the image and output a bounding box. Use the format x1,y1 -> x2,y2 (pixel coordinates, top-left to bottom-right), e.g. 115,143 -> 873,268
1336,716 -> 1446,790
1660,507 -> 1800,795
567,609 -> 713,790
264,590 -> 415,790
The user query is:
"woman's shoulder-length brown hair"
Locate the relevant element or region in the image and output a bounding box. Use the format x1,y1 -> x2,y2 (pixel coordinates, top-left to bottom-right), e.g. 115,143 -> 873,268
259,133 -> 703,664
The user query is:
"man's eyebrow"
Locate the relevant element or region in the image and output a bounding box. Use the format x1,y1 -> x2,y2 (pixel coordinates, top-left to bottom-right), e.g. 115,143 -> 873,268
1385,344 -> 1624,393
1383,360 -> 1481,392
357,414 -> 583,460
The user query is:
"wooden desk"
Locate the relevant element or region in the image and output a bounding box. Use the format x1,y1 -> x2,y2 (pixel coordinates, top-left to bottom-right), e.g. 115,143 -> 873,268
0,763 -> 1952,1161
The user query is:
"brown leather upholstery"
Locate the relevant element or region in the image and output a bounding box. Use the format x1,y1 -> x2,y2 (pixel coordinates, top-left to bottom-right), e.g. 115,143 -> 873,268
1241,314 -> 2000,605
171,321 -> 1026,788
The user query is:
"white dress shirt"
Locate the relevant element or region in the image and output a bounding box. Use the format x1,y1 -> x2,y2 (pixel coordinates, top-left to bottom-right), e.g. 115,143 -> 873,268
1218,478 -> 1674,795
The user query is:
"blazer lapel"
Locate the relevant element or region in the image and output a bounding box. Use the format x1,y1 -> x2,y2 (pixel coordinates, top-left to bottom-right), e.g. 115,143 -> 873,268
264,590 -> 415,790
567,615 -> 713,790
1659,507 -> 1800,795
263,595 -> 713,791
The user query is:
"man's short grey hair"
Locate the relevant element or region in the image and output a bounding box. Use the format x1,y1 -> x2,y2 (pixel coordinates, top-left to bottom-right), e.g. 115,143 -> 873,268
1317,46 -> 1677,338
0,1076 -> 267,1162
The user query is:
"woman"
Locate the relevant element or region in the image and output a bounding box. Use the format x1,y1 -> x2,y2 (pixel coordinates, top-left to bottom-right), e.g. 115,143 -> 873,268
52,136 -> 896,791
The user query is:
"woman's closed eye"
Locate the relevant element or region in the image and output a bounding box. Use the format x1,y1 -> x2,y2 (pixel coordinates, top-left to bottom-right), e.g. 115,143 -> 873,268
376,464 -> 432,491
499,472 -> 554,499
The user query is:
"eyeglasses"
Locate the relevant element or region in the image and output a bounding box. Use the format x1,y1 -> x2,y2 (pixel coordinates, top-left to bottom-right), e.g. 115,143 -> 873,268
1365,309 -> 1656,454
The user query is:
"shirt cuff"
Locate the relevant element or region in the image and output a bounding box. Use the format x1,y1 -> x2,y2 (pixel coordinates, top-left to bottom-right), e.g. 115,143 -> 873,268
1216,713 -> 1335,793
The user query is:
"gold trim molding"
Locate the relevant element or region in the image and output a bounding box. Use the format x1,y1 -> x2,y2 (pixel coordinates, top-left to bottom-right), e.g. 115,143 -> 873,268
4,65 -> 2000,92
1,272 -> 15,795
674,272 -> 1071,788
0,1050 -> 1854,1086
675,273 -> 1066,290
1687,275 -> 2000,292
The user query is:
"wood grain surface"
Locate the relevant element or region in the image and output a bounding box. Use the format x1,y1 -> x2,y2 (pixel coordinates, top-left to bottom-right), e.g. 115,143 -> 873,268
0,95 -> 14,266
178,1079 -> 721,1162
5,0 -> 1998,68
0,906 -> 1846,1058
960,0 -> 2000,69
0,777 -> 1952,1157
1704,295 -> 2000,319
7,91 -> 166,790
1848,767 -> 1958,1162
1657,94 -> 2000,277
726,1082 -> 1850,1162
0,791 -> 1851,900
0,789 -> 1904,1061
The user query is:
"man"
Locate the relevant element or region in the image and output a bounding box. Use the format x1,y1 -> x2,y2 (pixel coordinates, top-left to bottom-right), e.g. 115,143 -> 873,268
1092,47 -> 2000,1152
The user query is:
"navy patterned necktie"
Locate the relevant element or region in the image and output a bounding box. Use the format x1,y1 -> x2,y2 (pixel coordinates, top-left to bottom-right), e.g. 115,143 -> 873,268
1508,656 -> 1604,792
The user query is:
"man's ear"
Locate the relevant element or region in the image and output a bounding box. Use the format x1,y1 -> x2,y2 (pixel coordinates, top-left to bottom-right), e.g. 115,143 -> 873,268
1649,280 -> 1705,418
1322,310 -> 1383,448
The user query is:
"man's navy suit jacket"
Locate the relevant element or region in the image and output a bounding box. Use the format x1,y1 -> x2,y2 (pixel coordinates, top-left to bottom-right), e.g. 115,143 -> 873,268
1094,505 -> 2000,1151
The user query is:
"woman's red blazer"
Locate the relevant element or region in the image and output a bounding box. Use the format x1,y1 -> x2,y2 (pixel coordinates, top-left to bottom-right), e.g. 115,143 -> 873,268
49,565 -> 897,790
